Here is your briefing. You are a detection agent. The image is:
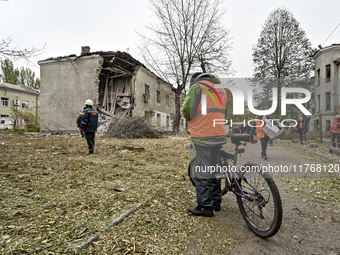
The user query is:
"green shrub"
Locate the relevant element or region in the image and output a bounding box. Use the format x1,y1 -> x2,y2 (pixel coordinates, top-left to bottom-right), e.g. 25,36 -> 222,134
10,108 -> 40,132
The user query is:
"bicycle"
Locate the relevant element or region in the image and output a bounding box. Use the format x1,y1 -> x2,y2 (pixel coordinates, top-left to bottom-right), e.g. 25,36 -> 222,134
188,134 -> 282,238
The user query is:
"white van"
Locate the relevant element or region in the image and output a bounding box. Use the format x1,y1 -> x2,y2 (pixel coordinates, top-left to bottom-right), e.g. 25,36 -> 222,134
0,118 -> 14,130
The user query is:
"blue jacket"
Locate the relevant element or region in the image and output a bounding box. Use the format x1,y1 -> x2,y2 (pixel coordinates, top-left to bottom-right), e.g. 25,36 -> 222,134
80,106 -> 98,132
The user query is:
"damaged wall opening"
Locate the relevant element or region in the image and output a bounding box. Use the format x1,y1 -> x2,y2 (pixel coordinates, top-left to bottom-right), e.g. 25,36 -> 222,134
97,51 -> 140,117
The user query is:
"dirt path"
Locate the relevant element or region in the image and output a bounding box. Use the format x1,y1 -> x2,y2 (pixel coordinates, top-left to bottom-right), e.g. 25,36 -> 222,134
183,140 -> 340,255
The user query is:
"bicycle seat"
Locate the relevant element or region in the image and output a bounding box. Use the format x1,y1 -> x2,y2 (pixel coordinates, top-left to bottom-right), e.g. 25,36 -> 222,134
231,134 -> 250,145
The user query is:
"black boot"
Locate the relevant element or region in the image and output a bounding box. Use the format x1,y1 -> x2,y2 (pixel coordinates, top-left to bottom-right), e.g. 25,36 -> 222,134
213,204 -> 221,211
86,150 -> 94,155
188,205 -> 214,217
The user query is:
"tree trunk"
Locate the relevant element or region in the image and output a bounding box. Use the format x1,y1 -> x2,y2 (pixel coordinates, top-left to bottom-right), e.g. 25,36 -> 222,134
173,90 -> 182,133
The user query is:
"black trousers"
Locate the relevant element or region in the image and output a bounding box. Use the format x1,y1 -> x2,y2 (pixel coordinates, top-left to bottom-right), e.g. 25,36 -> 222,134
331,133 -> 340,147
260,135 -> 269,157
85,132 -> 95,151
193,144 -> 222,209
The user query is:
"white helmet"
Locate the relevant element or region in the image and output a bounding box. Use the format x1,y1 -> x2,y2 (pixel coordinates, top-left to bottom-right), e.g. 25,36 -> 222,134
85,99 -> 93,106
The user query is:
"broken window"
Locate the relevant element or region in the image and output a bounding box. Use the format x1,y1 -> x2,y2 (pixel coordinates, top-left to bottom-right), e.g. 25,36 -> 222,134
314,120 -> 319,131
166,115 -> 170,127
326,65 -> 331,83
325,92 -> 331,111
166,95 -> 169,107
326,120 -> 331,131
144,84 -> 150,102
157,90 -> 160,104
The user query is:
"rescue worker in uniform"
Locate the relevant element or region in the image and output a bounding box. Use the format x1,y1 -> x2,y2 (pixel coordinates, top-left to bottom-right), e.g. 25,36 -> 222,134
76,112 -> 84,137
182,73 -> 228,217
80,99 -> 98,155
250,115 -> 279,160
329,115 -> 340,147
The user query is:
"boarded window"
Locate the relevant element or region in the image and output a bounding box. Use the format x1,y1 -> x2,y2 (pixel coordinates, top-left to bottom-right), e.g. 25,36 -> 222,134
317,69 -> 320,86
326,65 -> 331,83
157,113 -> 161,126
145,111 -> 152,123
317,94 -> 320,112
325,92 -> 331,111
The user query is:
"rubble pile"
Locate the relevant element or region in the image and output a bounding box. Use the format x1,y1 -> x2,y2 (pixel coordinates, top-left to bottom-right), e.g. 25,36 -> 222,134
105,116 -> 162,139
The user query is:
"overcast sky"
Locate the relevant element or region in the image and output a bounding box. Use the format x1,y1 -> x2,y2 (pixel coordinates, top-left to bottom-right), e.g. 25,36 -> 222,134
1,0 -> 339,79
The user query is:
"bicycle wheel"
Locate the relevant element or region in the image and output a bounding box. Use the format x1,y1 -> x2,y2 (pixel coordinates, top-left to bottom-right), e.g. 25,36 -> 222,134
188,150 -> 234,195
236,163 -> 282,238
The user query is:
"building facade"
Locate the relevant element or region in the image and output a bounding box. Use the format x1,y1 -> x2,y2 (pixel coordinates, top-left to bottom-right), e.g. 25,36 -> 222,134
38,47 -> 185,133
0,82 -> 40,119
310,44 -> 340,133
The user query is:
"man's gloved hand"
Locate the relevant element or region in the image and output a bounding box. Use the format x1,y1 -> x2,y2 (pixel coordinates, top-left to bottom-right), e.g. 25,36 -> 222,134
80,128 -> 83,133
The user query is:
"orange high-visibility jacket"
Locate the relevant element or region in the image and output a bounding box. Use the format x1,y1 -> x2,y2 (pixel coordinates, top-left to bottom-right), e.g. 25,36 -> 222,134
189,80 -> 228,146
255,115 -> 267,139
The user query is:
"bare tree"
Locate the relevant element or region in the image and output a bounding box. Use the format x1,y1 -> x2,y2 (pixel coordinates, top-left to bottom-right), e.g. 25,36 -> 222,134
138,0 -> 232,132
252,7 -> 315,117
0,37 -> 45,64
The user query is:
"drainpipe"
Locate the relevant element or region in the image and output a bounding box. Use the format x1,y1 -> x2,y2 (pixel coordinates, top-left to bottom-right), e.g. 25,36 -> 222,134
36,94 -> 39,126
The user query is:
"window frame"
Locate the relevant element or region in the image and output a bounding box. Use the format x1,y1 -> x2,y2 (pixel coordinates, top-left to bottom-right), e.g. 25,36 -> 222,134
22,100 -> 29,109
156,90 -> 161,104
326,64 -> 331,83
1,97 -> 9,107
166,95 -> 169,107
325,92 -> 331,111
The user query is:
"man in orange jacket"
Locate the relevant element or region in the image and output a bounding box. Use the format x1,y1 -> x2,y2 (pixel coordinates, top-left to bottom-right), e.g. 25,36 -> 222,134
182,73 -> 228,217
250,115 -> 280,160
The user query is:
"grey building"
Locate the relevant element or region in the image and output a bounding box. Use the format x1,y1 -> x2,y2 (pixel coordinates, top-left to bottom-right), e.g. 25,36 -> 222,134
310,44 -> 340,133
38,46 -> 185,133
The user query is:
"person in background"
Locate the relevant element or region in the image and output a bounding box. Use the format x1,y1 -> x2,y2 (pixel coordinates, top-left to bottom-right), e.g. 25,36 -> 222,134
76,112 -> 84,137
80,99 -> 99,155
250,115 -> 280,160
297,116 -> 310,145
329,115 -> 340,148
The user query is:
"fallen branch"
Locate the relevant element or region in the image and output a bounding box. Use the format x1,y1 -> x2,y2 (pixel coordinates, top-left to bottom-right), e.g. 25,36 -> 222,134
75,202 -> 145,254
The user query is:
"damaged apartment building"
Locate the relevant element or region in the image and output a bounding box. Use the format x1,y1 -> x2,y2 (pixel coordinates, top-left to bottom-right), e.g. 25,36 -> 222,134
38,46 -> 185,133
